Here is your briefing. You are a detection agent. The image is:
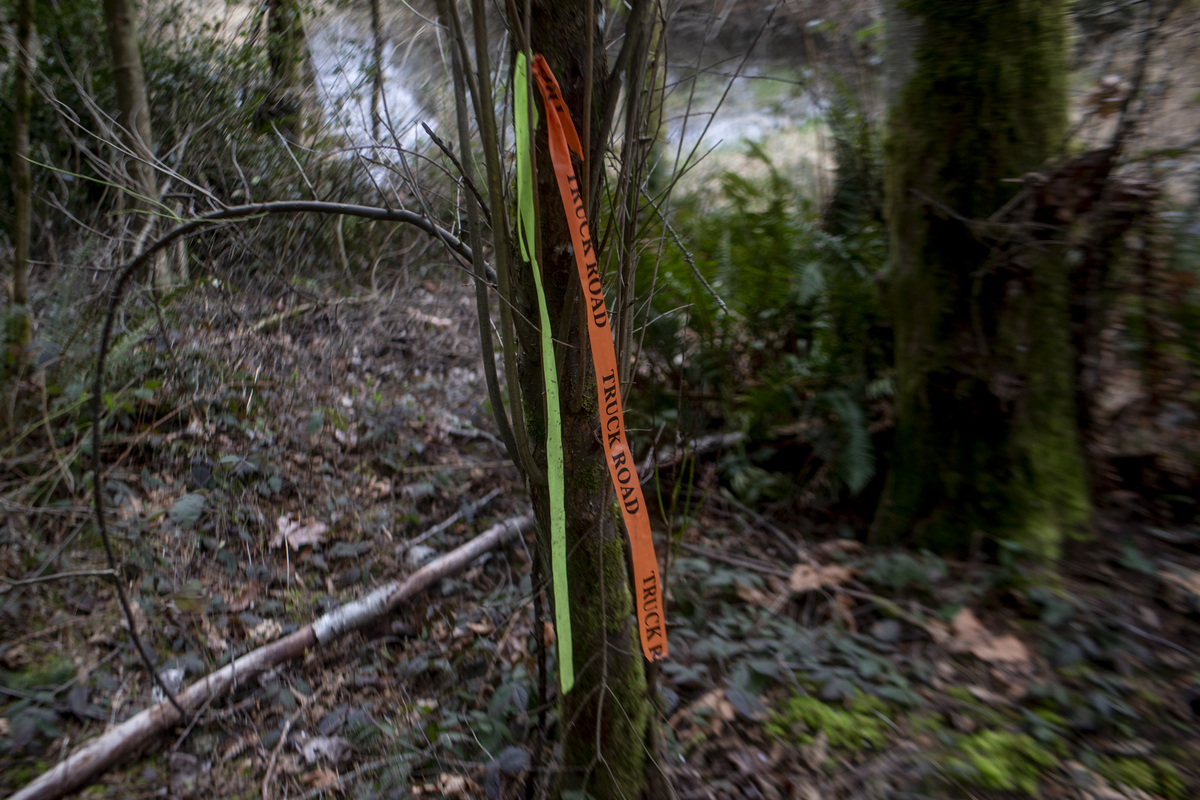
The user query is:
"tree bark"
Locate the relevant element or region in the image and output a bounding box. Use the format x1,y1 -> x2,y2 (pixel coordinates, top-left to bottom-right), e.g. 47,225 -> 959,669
518,3 -> 652,796
265,0 -> 308,141
103,0 -> 154,202
874,0 -> 1090,559
370,0 -> 384,140
7,0 -> 34,371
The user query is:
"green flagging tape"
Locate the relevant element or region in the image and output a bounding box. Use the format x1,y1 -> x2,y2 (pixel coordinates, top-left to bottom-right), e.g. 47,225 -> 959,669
516,53 -> 573,694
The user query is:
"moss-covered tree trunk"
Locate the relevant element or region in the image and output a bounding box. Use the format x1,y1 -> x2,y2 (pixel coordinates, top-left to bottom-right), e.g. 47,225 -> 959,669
874,0 -> 1090,559
516,2 -> 652,796
265,0 -> 308,141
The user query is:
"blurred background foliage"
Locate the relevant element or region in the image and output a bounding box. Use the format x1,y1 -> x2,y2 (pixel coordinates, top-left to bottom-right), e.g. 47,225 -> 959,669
634,87 -> 889,506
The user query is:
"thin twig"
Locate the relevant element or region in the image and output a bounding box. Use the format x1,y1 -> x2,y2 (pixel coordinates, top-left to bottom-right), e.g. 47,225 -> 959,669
678,542 -> 791,579
639,188 -> 730,314
0,569 -> 116,588
421,122 -> 492,228
262,678 -> 342,800
402,487 -> 502,550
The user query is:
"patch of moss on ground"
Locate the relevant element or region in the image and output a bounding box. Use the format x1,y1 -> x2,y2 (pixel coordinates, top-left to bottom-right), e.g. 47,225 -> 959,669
1095,756 -> 1186,799
944,730 -> 1056,796
907,711 -> 945,737
766,689 -> 891,752
0,654 -> 75,692
943,685 -> 1011,727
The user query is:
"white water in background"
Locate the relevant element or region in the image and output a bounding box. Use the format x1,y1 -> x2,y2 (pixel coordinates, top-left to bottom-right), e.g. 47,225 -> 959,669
305,13 -> 826,188
308,14 -> 432,156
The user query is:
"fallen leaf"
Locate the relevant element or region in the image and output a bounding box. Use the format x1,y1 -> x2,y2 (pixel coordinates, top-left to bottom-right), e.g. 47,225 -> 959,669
965,684 -> 1009,706
735,582 -> 773,607
229,582 -> 260,612
301,735 -> 353,765
438,773 -> 470,795
949,608 -> 1031,668
119,602 -> 148,634
670,688 -> 737,738
301,767 -> 340,790
248,619 -> 282,644
202,619 -> 229,652
1,643 -> 30,669
1159,566 -> 1200,614
270,516 -> 329,550
971,634 -> 1030,665
789,563 -> 854,594
951,607 -> 986,641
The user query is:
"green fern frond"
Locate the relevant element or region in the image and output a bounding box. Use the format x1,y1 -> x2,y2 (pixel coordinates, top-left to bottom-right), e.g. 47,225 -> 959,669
816,390 -> 875,495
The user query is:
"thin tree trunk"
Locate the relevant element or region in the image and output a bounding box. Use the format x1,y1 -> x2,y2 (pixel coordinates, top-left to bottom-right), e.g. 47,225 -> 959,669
9,0 -> 34,359
103,0 -> 154,202
518,3 -> 652,796
370,0 -> 384,140
3,0 -> 34,433
874,0 -> 1090,559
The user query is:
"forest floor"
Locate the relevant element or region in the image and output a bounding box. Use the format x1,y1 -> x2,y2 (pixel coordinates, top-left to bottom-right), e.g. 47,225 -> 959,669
2,260 -> 1199,800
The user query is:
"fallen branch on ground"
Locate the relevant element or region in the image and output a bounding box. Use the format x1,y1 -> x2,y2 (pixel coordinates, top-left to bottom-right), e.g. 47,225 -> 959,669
8,514 -> 533,800
637,431 -> 745,481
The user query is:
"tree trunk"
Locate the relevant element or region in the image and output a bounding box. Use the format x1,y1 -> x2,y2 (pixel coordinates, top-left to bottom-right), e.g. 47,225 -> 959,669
874,0 -> 1090,559
265,0 -> 308,141
518,3 -> 652,796
4,0 -> 34,432
370,0 -> 384,140
103,0 -> 154,203
8,0 -> 34,358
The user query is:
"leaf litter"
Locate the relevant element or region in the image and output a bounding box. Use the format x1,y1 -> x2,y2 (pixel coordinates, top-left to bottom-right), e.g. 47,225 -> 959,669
4,260 -> 1200,800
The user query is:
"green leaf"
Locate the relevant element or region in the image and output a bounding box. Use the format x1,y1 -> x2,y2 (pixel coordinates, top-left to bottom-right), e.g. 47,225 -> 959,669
169,493 -> 206,528
497,745 -> 530,774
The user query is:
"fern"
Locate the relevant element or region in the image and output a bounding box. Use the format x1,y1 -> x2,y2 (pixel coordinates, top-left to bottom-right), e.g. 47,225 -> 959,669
633,92 -> 889,503
814,390 -> 875,495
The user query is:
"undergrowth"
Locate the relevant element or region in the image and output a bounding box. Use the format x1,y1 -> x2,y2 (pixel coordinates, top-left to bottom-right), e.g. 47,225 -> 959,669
636,96 -> 889,506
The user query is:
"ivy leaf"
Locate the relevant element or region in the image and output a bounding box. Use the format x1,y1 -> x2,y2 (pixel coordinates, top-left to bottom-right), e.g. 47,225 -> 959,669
169,494 -> 206,528
497,745 -> 530,774
724,684 -> 768,722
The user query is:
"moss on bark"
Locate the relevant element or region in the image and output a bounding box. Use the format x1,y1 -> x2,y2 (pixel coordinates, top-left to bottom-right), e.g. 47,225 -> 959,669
263,0 -> 308,141
875,0 -> 1090,559
513,2 -> 652,797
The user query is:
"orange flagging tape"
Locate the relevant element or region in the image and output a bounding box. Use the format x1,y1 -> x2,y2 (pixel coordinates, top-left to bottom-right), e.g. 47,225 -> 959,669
532,54 -> 666,661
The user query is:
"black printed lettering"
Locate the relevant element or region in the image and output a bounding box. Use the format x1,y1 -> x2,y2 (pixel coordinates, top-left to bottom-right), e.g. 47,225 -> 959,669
591,296 -> 607,327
